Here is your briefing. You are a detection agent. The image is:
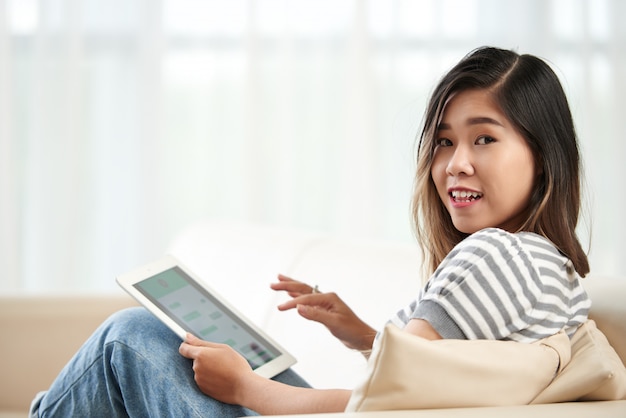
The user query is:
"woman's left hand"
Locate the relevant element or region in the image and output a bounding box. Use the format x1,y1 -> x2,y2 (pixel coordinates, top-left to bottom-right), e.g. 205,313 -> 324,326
179,333 -> 254,404
180,333 -> 353,415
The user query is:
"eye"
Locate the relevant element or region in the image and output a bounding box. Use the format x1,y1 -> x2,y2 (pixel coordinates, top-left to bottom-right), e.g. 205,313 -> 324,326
476,135 -> 496,145
435,138 -> 453,147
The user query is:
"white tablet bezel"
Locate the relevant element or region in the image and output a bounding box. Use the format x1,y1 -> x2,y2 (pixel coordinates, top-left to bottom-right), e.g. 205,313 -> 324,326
116,254 -> 296,379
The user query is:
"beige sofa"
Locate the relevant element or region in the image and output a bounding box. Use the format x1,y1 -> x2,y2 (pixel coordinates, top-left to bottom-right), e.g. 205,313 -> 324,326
2,221 -> 625,417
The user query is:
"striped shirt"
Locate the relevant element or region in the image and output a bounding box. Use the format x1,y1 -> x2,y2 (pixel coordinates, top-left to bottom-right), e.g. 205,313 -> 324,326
390,228 -> 590,342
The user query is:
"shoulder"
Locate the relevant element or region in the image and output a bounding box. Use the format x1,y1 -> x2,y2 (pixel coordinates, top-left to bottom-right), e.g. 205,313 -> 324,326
453,227 -> 532,253
514,231 -> 575,274
417,228 -> 588,341
455,228 -> 574,282
425,228 -> 549,304
436,228 -> 535,277
445,227 -> 560,267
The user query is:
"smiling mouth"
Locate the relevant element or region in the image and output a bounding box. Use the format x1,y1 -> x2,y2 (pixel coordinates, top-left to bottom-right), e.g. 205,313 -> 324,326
450,190 -> 483,203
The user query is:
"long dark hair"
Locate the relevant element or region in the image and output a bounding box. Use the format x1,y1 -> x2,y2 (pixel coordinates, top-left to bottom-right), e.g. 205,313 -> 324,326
412,46 -> 589,278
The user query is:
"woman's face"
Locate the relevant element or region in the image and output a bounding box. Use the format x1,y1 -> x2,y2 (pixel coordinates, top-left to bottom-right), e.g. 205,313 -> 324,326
430,89 -> 537,234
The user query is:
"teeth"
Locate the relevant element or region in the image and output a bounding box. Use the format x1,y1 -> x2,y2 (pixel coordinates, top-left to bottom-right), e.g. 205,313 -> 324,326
451,190 -> 482,201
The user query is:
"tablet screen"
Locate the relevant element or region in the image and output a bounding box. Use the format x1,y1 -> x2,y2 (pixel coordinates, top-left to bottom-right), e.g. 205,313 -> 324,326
133,266 -> 280,370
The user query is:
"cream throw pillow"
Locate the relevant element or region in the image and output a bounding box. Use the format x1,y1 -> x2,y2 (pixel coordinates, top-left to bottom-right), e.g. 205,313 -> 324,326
345,324 -> 570,412
531,320 -> 626,403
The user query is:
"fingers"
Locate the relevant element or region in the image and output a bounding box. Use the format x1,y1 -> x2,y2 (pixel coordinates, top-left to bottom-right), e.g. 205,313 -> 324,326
184,333 -> 202,345
296,303 -> 333,324
276,274 -> 294,282
276,292 -> 334,312
270,274 -> 317,297
179,334 -> 223,359
184,333 -> 218,346
179,341 -> 202,359
276,293 -> 313,311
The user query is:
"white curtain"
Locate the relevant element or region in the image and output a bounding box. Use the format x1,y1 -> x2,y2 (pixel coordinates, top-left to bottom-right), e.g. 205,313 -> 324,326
1,0 -> 624,293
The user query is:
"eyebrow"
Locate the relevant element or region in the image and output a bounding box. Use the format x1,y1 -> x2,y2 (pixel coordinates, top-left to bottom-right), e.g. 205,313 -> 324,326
437,117 -> 505,130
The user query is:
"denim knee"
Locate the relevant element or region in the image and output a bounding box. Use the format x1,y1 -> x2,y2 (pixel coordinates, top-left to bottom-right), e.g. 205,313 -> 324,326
98,307 -> 181,350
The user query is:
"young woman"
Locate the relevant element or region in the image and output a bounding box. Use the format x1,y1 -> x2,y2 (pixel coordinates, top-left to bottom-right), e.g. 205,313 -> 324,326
30,46 -> 591,417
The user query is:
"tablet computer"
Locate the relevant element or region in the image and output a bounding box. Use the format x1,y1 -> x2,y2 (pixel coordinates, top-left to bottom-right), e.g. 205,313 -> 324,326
116,255 -> 296,378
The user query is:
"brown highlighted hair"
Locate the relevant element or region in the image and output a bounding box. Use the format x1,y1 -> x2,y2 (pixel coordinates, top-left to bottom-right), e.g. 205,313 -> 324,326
412,46 -> 589,278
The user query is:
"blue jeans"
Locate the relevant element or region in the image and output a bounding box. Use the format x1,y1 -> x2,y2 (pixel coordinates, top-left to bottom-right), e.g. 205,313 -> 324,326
30,307 -> 310,417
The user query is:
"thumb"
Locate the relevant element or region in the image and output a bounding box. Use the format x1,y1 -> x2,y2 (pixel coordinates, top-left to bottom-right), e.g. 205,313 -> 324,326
184,333 -> 217,347
179,339 -> 203,359
184,333 -> 203,345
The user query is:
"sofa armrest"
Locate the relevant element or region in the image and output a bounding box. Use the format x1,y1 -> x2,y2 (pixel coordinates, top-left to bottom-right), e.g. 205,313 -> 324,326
0,294 -> 137,412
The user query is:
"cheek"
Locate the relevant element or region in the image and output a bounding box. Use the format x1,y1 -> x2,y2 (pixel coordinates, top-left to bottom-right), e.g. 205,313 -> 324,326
430,158 -> 448,196
497,149 -> 537,200
513,152 -> 537,190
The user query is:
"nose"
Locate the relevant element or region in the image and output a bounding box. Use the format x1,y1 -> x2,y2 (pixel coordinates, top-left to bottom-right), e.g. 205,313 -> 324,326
446,145 -> 475,176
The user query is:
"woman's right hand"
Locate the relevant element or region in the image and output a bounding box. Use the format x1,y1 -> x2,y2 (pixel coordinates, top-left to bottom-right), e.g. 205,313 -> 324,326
270,274 -> 377,353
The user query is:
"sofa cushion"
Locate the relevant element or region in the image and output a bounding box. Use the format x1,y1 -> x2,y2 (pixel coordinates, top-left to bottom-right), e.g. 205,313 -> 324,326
532,320 -> 626,403
345,324 -> 569,412
585,278 -> 626,364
